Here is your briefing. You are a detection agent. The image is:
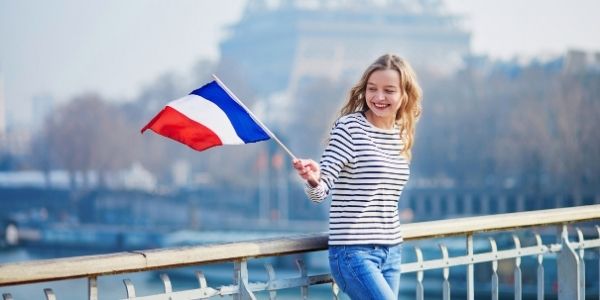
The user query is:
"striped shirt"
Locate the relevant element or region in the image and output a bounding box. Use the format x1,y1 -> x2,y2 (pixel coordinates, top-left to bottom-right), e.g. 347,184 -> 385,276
305,112 -> 409,245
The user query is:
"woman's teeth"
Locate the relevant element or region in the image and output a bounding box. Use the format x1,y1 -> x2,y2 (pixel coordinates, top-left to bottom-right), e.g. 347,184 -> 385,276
374,103 -> 389,109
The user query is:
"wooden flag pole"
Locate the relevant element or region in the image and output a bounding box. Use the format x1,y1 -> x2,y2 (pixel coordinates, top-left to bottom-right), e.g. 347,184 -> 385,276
211,74 -> 297,161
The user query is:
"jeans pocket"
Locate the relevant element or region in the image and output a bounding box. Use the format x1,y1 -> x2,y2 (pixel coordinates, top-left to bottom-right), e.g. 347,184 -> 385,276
328,246 -> 341,260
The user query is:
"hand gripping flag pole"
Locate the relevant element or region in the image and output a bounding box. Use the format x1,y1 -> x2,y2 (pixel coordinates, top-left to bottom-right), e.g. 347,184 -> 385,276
211,74 -> 297,161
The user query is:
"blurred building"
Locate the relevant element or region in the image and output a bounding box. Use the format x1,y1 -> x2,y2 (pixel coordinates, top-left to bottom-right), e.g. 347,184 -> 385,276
0,70 -> 36,156
219,0 -> 471,97
564,49 -> 600,73
111,162 -> 157,192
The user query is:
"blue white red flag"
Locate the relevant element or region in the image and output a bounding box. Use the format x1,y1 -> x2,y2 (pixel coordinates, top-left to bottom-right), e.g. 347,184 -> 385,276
141,80 -> 270,151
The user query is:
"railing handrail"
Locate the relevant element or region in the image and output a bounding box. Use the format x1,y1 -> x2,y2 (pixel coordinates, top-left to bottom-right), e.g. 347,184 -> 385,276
1,204 -> 599,287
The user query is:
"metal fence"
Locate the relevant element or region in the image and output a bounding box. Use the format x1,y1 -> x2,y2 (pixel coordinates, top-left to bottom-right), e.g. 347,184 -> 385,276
1,205 -> 599,299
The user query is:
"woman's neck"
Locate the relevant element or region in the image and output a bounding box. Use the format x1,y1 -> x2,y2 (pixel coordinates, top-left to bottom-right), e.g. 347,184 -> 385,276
364,110 -> 395,130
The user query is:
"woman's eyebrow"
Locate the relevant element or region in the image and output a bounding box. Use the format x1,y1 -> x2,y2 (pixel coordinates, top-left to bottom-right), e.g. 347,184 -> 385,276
367,82 -> 397,87
367,82 -> 398,89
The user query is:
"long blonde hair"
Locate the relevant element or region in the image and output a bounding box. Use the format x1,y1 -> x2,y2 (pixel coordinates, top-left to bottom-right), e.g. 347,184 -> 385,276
340,54 -> 422,160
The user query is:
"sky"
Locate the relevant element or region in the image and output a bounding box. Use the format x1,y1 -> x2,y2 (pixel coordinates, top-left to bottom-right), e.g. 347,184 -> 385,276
1,0 -> 599,128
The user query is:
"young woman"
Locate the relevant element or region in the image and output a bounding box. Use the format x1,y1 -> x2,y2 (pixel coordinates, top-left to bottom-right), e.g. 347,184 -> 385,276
293,53 -> 422,299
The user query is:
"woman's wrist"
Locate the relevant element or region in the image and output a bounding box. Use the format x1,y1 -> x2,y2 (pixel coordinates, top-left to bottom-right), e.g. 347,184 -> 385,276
307,177 -> 319,188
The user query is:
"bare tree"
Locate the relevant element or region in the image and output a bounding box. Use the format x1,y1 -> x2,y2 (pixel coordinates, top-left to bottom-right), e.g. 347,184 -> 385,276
43,94 -> 134,189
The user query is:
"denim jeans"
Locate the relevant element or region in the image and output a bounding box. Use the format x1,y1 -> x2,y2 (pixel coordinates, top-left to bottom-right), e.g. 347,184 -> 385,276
329,244 -> 402,300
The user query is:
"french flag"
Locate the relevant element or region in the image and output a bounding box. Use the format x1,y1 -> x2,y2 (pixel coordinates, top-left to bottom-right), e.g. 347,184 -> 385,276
141,80 -> 270,151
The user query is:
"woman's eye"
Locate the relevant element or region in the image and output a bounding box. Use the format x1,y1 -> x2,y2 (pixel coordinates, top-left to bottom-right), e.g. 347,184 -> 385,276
386,90 -> 396,94
367,88 -> 377,92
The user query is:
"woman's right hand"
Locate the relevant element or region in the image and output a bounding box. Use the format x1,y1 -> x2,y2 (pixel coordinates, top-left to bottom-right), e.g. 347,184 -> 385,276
292,159 -> 320,187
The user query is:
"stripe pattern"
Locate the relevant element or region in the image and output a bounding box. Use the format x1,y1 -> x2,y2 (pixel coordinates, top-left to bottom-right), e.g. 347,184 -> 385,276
141,81 -> 270,151
305,112 -> 409,245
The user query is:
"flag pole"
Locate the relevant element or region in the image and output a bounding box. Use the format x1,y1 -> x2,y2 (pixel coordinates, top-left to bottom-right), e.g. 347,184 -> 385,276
211,74 -> 297,161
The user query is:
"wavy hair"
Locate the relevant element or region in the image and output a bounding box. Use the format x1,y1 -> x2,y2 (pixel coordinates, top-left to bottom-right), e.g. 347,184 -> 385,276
339,54 -> 422,160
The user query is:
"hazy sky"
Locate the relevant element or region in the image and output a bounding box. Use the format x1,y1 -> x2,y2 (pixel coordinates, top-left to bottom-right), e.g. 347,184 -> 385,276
1,0 -> 599,127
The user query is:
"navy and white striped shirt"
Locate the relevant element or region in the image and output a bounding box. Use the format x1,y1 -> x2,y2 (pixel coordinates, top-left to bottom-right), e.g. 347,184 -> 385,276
305,112 -> 409,245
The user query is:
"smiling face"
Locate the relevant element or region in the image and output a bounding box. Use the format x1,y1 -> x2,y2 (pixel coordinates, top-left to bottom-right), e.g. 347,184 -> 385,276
364,69 -> 402,127
339,53 -> 422,158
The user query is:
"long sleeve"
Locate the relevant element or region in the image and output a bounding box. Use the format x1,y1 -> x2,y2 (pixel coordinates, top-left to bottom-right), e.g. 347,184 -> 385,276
305,112 -> 408,245
305,119 -> 355,203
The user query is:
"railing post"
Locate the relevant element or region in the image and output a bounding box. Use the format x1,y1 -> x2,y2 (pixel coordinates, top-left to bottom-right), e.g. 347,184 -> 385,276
513,235 -> 522,300
415,247 -> 424,300
439,244 -> 451,300
88,276 -> 98,300
576,228 -> 586,299
557,226 -> 580,300
489,238 -> 499,300
264,263 -> 277,300
296,259 -> 309,299
195,271 -> 212,298
535,234 -> 544,300
43,288 -> 56,300
123,279 -> 136,299
2,294 -> 14,300
234,259 -> 256,300
466,233 -> 474,300
160,273 -> 173,294
332,281 -> 340,300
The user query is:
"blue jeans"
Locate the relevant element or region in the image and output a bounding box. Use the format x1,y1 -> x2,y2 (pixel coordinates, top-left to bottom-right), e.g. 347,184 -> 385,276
329,244 -> 402,300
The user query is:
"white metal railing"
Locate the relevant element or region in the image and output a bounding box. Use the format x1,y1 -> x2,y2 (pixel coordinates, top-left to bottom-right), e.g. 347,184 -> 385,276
0,205 -> 599,299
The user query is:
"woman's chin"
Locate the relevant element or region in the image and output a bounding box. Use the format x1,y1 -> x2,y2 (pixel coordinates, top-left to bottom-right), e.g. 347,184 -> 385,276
370,109 -> 394,118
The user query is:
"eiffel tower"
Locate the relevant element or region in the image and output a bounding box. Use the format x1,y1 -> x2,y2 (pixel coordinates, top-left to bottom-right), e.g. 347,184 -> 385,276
219,0 -> 471,96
